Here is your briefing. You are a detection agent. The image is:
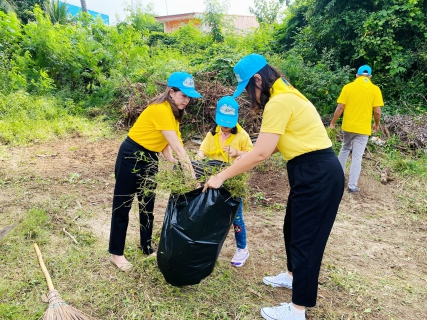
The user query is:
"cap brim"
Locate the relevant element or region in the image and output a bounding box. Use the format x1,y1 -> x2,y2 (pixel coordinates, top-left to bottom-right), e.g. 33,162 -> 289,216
216,115 -> 237,128
181,88 -> 202,98
232,79 -> 250,98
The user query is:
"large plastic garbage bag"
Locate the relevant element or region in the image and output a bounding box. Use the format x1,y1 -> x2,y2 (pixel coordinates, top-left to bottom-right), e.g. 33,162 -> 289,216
157,187 -> 240,286
191,160 -> 226,179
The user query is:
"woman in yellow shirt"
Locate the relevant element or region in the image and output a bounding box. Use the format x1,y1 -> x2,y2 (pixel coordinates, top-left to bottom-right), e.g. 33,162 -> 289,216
203,55 -> 344,320
109,72 -> 201,271
197,96 -> 253,267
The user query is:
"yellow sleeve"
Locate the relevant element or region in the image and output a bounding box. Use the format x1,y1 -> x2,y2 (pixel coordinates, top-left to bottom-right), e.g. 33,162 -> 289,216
337,85 -> 348,105
260,99 -> 291,135
373,86 -> 384,107
150,105 -> 177,131
239,132 -> 253,152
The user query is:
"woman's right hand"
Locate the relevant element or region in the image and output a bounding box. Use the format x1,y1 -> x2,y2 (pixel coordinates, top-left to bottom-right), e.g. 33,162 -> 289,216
202,173 -> 224,192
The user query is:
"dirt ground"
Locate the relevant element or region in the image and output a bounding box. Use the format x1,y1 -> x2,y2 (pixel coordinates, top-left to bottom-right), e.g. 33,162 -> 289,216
1,136 -> 426,319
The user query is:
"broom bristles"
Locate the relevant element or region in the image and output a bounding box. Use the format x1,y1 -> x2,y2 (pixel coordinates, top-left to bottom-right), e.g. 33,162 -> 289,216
42,290 -> 94,320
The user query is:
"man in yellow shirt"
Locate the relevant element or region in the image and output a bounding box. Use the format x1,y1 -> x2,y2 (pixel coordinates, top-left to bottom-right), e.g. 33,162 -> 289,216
330,65 -> 384,193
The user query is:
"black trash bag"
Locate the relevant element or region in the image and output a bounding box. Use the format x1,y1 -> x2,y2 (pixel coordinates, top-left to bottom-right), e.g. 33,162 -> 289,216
191,160 -> 227,179
157,187 -> 240,286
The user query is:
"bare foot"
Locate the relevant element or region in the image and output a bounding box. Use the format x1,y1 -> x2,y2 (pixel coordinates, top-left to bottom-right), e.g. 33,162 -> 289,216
110,255 -> 133,272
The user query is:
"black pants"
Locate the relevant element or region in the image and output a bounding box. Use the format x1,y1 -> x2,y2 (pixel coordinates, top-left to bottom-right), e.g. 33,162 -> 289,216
284,147 -> 344,307
109,137 -> 158,256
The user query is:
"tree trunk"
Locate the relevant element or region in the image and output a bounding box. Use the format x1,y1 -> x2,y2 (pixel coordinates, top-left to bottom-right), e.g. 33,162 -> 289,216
80,0 -> 88,12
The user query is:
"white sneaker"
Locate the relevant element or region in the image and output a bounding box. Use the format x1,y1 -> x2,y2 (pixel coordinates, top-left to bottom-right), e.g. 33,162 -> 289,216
263,272 -> 292,289
261,303 -> 303,320
231,248 -> 249,267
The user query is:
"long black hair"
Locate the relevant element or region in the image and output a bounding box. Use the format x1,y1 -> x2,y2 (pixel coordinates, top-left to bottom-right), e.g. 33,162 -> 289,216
210,124 -> 238,136
149,87 -> 186,122
245,64 -> 282,109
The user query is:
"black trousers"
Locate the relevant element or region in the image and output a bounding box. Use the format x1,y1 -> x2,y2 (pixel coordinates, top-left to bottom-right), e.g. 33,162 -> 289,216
109,137 -> 158,256
284,147 -> 344,307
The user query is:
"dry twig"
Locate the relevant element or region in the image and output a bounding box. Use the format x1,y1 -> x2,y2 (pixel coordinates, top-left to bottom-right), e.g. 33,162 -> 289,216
62,228 -> 79,245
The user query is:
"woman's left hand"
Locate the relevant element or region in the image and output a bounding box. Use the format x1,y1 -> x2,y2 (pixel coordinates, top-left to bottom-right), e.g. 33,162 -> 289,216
202,174 -> 224,192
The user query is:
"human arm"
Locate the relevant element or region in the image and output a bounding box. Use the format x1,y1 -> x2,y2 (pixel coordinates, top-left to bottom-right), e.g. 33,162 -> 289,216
372,107 -> 382,133
329,103 -> 345,129
161,130 -> 196,178
161,145 -> 178,163
203,133 -> 280,190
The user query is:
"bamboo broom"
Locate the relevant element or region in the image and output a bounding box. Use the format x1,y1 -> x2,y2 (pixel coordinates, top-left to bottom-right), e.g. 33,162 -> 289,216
33,243 -> 96,320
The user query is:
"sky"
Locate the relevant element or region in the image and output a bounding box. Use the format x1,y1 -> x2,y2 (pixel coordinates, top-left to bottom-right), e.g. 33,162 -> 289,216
66,0 -> 256,24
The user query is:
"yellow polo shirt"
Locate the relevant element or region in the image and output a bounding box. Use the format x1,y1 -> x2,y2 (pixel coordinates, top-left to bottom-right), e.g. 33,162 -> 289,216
200,124 -> 253,163
128,101 -> 183,152
337,76 -> 384,135
260,78 -> 332,161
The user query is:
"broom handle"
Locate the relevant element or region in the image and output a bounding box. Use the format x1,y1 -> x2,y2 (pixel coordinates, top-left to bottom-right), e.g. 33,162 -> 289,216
33,243 -> 55,291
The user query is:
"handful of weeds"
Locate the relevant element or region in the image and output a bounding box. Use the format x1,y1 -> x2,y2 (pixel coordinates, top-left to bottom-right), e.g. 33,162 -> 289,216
151,158 -> 248,199
153,160 -> 198,195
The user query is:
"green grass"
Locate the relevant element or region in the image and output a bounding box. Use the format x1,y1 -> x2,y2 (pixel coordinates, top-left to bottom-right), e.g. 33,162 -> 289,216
253,152 -> 287,173
367,138 -> 427,216
1,108 -> 427,319
0,170 -> 259,320
329,128 -> 427,217
0,91 -> 113,145
0,205 -> 264,319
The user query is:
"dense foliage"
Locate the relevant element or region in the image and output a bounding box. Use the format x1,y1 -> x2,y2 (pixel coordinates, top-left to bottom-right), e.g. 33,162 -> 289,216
274,0 -> 427,113
0,0 -> 426,145
0,0 -> 45,23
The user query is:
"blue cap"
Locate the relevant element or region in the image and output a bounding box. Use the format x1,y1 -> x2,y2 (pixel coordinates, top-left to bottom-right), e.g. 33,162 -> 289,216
357,65 -> 372,76
167,72 -> 202,98
232,54 -> 268,98
215,96 -> 239,128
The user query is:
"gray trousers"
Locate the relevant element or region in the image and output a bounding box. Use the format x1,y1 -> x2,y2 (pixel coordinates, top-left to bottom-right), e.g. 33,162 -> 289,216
338,131 -> 369,190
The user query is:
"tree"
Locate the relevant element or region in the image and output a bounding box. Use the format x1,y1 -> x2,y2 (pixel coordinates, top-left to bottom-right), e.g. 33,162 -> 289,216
274,0 -> 427,111
44,0 -> 68,24
203,0 -> 229,42
0,0 -> 15,13
80,0 -> 87,13
119,2 -> 163,33
4,0 -> 46,23
249,0 -> 285,24
273,1 -> 307,52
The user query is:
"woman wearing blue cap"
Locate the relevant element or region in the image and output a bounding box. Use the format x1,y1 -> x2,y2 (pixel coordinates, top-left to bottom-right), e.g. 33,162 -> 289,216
196,96 -> 253,267
203,54 -> 344,319
109,72 -> 202,271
